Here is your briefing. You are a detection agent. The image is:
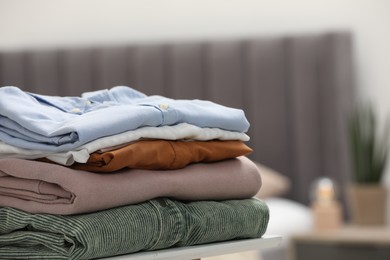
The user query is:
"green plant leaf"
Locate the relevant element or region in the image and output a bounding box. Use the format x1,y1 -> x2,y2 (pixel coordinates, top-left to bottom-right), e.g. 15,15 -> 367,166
347,102 -> 389,183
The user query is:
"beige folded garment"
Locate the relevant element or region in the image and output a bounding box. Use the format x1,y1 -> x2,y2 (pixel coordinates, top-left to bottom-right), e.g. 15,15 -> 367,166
0,156 -> 261,215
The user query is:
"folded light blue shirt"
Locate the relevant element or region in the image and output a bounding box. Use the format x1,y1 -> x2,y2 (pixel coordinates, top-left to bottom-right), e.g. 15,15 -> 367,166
0,86 -> 249,152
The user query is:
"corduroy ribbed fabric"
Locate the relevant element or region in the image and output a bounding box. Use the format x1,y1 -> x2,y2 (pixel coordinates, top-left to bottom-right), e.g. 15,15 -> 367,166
0,198 -> 269,260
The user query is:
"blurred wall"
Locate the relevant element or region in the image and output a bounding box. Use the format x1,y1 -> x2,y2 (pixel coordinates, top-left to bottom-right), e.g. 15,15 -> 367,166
0,0 -> 390,180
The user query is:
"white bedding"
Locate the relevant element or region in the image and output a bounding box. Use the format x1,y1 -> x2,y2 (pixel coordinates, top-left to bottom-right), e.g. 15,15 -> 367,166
261,197 -> 313,260
264,197 -> 313,243
205,197 -> 313,260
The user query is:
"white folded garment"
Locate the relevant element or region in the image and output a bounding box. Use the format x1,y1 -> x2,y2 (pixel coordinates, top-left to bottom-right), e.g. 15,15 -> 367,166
0,123 -> 249,165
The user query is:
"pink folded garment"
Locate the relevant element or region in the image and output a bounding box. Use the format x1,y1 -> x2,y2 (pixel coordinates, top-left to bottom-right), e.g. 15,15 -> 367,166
0,156 -> 261,215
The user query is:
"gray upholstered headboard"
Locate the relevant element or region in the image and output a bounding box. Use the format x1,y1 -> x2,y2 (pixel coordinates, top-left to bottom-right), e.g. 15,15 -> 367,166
0,32 -> 355,204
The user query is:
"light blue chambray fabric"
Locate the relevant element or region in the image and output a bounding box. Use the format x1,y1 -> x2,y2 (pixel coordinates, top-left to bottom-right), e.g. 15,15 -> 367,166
0,86 -> 249,152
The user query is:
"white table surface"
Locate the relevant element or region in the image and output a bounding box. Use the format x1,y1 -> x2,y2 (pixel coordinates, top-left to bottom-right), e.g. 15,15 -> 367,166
101,236 -> 282,260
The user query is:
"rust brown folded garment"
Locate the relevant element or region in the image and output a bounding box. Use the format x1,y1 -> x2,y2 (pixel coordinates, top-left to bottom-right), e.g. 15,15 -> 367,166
0,156 -> 261,215
70,140 -> 252,172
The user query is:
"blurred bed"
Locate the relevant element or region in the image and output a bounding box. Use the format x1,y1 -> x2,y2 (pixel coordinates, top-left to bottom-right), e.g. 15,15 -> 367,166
0,32 -> 355,260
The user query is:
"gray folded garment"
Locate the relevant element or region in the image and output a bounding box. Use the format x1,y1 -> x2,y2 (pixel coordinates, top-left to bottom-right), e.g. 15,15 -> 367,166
0,156 -> 261,215
0,198 -> 269,260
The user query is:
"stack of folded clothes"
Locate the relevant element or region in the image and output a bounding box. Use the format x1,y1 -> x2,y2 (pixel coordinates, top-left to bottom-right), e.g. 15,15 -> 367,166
0,86 -> 269,259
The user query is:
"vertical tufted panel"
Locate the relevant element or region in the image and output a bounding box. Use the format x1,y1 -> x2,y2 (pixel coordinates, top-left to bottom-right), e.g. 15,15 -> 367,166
285,36 -> 323,202
0,52 -> 28,90
244,38 -> 292,188
131,44 -> 167,96
26,51 -> 61,95
60,49 -> 94,96
166,43 -> 205,100
317,33 -> 355,211
94,47 -> 130,90
205,42 -> 245,109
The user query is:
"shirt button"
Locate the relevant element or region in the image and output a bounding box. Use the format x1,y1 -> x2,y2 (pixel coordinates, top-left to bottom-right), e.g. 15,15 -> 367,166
159,104 -> 169,110
70,108 -> 81,113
